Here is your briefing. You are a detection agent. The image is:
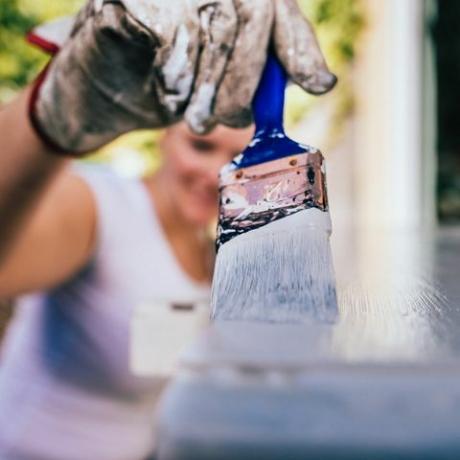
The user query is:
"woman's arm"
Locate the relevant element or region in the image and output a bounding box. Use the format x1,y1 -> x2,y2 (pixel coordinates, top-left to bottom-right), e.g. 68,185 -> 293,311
0,87 -> 63,261
0,89 -> 97,298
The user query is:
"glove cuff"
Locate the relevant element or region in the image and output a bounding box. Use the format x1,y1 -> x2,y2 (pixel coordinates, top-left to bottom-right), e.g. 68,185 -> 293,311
26,27 -> 82,156
28,63 -> 74,156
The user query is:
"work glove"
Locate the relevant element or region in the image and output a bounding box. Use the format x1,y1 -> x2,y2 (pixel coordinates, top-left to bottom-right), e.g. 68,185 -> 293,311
29,0 -> 337,155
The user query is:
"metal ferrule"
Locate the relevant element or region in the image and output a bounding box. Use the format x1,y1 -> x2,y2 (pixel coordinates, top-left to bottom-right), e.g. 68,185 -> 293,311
216,151 -> 329,250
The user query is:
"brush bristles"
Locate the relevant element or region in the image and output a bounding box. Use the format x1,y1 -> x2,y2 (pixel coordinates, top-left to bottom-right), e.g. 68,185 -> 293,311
211,209 -> 338,324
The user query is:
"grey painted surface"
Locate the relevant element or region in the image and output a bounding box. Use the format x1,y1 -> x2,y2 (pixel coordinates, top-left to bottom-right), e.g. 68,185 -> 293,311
156,227 -> 460,459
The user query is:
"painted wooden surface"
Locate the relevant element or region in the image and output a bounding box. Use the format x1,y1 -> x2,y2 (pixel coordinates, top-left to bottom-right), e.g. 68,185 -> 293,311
156,226 -> 460,459
331,226 -> 460,362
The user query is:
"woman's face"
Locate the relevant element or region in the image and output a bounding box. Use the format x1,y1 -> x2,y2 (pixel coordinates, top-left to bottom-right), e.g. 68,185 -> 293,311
159,122 -> 254,227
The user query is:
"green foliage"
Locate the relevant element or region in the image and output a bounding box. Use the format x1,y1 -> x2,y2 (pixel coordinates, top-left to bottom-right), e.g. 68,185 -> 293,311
286,0 -> 365,130
0,0 -> 41,101
0,0 -> 82,102
307,0 -> 364,63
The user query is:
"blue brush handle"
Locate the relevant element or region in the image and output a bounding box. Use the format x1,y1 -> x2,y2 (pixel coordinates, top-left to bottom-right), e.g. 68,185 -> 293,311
253,53 -> 287,133
235,53 -> 307,169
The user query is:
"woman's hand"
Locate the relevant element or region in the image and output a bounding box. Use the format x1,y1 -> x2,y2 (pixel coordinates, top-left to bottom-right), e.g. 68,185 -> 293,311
31,0 -> 336,154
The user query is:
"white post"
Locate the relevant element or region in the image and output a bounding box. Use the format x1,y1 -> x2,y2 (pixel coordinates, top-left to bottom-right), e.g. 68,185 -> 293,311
353,0 -> 435,230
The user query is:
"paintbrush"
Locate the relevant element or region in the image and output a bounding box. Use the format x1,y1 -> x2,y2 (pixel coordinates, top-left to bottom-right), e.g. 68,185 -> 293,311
211,53 -> 338,324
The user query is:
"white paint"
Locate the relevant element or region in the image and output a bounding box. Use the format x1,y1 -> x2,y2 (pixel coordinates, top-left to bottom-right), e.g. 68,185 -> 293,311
122,0 -> 169,32
185,82 -> 216,132
269,132 -> 286,139
163,24 -> 192,96
224,191 -> 249,210
162,24 -> 194,112
33,16 -> 75,47
211,208 -> 337,323
248,137 -> 262,148
94,0 -> 104,12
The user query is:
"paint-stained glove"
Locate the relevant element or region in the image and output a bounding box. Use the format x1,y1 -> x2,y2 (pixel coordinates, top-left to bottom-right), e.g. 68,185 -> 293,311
30,0 -> 336,154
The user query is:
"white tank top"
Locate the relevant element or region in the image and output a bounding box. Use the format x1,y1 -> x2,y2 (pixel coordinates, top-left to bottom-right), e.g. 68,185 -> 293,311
0,166 -> 210,460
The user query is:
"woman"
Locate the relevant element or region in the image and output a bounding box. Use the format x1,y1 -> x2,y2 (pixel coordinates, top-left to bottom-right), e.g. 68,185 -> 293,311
0,114 -> 252,459
0,0 -> 335,458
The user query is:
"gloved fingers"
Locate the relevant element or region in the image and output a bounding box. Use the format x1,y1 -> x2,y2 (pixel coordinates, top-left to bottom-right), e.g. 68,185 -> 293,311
273,0 -> 337,95
184,0 -> 238,133
82,3 -> 162,120
69,0 -> 97,37
212,0 -> 274,128
151,22 -> 200,118
121,0 -> 200,119
34,2 -> 164,153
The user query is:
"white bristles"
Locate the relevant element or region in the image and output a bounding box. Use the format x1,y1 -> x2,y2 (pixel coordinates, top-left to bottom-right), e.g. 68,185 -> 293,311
211,208 -> 338,324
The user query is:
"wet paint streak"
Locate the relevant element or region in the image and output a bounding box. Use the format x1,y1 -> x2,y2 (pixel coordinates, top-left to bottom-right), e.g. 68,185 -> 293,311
330,229 -> 460,362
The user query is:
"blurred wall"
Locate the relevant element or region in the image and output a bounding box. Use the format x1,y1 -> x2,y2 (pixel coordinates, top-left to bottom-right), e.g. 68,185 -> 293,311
353,0 -> 436,230
292,0 -> 437,232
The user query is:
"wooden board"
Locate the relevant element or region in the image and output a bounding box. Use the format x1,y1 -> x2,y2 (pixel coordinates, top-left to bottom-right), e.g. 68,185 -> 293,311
155,226 -> 460,459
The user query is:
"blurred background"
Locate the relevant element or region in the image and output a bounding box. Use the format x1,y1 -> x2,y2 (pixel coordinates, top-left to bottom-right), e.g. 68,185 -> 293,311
1,0 -> 459,343
3,0 -> 459,225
